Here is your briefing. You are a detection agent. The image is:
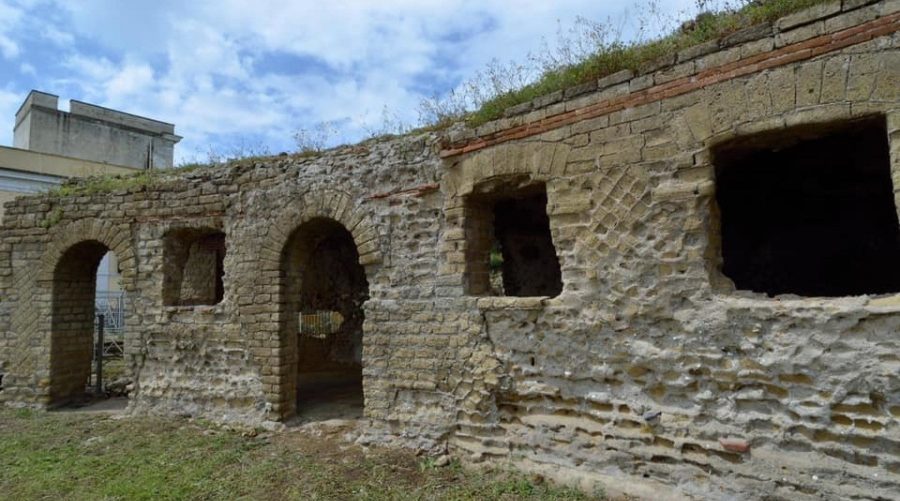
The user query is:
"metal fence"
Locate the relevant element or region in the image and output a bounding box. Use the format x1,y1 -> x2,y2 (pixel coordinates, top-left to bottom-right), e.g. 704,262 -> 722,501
95,291 -> 126,356
299,310 -> 344,338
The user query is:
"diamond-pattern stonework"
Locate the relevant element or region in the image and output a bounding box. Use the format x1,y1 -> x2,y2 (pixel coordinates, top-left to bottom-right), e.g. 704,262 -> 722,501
1,3 -> 899,499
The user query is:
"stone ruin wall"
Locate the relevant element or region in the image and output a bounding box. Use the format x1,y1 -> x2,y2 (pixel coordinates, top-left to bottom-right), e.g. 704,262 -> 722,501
0,1 -> 898,499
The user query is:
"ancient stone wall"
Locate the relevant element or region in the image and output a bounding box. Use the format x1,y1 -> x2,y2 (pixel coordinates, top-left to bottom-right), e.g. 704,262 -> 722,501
0,1 -> 898,498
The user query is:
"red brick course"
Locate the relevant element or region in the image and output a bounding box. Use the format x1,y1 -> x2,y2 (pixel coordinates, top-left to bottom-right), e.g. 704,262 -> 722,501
441,12 -> 900,158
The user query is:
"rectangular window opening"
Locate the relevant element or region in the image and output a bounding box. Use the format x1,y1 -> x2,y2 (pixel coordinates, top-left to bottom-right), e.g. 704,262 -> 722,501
162,228 -> 226,306
713,116 -> 900,297
465,181 -> 562,297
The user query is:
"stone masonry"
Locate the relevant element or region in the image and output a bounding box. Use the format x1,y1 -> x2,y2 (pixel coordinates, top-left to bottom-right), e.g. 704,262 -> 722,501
1,1 -> 899,499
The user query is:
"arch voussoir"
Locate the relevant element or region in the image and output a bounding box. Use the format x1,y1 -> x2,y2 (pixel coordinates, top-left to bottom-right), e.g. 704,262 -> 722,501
261,190 -> 383,269
37,218 -> 137,290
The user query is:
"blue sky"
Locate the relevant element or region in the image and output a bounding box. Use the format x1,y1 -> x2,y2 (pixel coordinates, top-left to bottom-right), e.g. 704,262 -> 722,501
0,0 -> 696,164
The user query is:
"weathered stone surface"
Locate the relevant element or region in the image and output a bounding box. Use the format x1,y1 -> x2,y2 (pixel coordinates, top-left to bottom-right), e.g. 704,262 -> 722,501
1,2 -> 899,500
597,69 -> 634,90
776,1 -> 841,31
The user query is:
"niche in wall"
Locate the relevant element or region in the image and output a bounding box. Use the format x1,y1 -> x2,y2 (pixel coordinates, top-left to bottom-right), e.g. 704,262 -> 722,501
162,228 -> 226,306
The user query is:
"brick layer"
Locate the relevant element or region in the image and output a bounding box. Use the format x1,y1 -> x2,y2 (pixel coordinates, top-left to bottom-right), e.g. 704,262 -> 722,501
442,10 -> 900,157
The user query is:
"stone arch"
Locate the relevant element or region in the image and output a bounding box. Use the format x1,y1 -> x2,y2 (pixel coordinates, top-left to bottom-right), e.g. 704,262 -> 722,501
37,219 -> 137,405
250,190 -> 382,420
257,190 -> 383,273
38,219 -> 137,289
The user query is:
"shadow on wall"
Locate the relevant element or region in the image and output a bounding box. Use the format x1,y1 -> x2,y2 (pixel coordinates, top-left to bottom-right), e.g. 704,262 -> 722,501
714,115 -> 900,297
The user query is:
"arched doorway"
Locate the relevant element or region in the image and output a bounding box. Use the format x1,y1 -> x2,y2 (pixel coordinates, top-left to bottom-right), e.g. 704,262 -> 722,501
50,240 -> 125,405
281,218 -> 369,420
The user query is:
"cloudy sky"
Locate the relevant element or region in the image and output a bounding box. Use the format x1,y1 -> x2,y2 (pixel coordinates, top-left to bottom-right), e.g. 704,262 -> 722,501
0,0 -> 696,164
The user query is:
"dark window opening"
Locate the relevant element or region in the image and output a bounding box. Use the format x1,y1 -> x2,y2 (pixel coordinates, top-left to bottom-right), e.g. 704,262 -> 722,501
465,180 -> 562,297
162,228 -> 226,306
713,116 -> 900,297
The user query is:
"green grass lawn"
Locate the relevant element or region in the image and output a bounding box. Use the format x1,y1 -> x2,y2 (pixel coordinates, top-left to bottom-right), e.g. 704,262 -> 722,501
0,407 -> 599,501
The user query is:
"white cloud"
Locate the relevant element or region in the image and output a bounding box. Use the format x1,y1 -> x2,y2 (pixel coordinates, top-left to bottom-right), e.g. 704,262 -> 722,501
51,0 -> 180,57
63,54 -> 117,82
8,0 -> 701,162
166,19 -> 251,83
0,0 -> 22,59
106,63 -> 155,101
41,24 -> 74,46
0,36 -> 18,58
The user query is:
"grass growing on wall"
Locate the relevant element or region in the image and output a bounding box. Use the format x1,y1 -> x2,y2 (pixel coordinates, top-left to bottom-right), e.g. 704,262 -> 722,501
47,170 -> 161,197
422,0 -> 838,129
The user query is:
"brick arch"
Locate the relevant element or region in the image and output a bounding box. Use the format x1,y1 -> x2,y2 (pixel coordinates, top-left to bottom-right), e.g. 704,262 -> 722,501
38,218 -> 137,289
257,190 -> 382,275
33,219 -> 136,405
248,190 -> 382,420
446,141 -> 571,199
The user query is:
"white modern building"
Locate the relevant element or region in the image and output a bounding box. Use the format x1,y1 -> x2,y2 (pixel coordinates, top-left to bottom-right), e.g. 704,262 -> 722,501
2,89 -> 181,295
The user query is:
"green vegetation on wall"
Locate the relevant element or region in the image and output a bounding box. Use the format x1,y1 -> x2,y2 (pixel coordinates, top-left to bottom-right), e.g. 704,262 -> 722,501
424,0 -> 837,128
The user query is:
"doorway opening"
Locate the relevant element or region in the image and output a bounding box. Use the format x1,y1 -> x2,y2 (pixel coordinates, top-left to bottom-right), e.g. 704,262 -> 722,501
281,218 -> 369,420
50,241 -> 128,409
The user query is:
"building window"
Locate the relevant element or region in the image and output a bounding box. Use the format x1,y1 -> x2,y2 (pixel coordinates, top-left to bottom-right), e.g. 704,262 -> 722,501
713,116 -> 900,297
162,228 -> 226,306
465,179 -> 562,297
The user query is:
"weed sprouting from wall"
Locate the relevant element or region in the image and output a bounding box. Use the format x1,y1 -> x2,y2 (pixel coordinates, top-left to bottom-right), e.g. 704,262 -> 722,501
418,0 -> 836,128
39,207 -> 63,229
47,170 -> 162,197
360,106 -> 415,140
177,139 -> 275,170
294,121 -> 342,154
206,140 -> 273,165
